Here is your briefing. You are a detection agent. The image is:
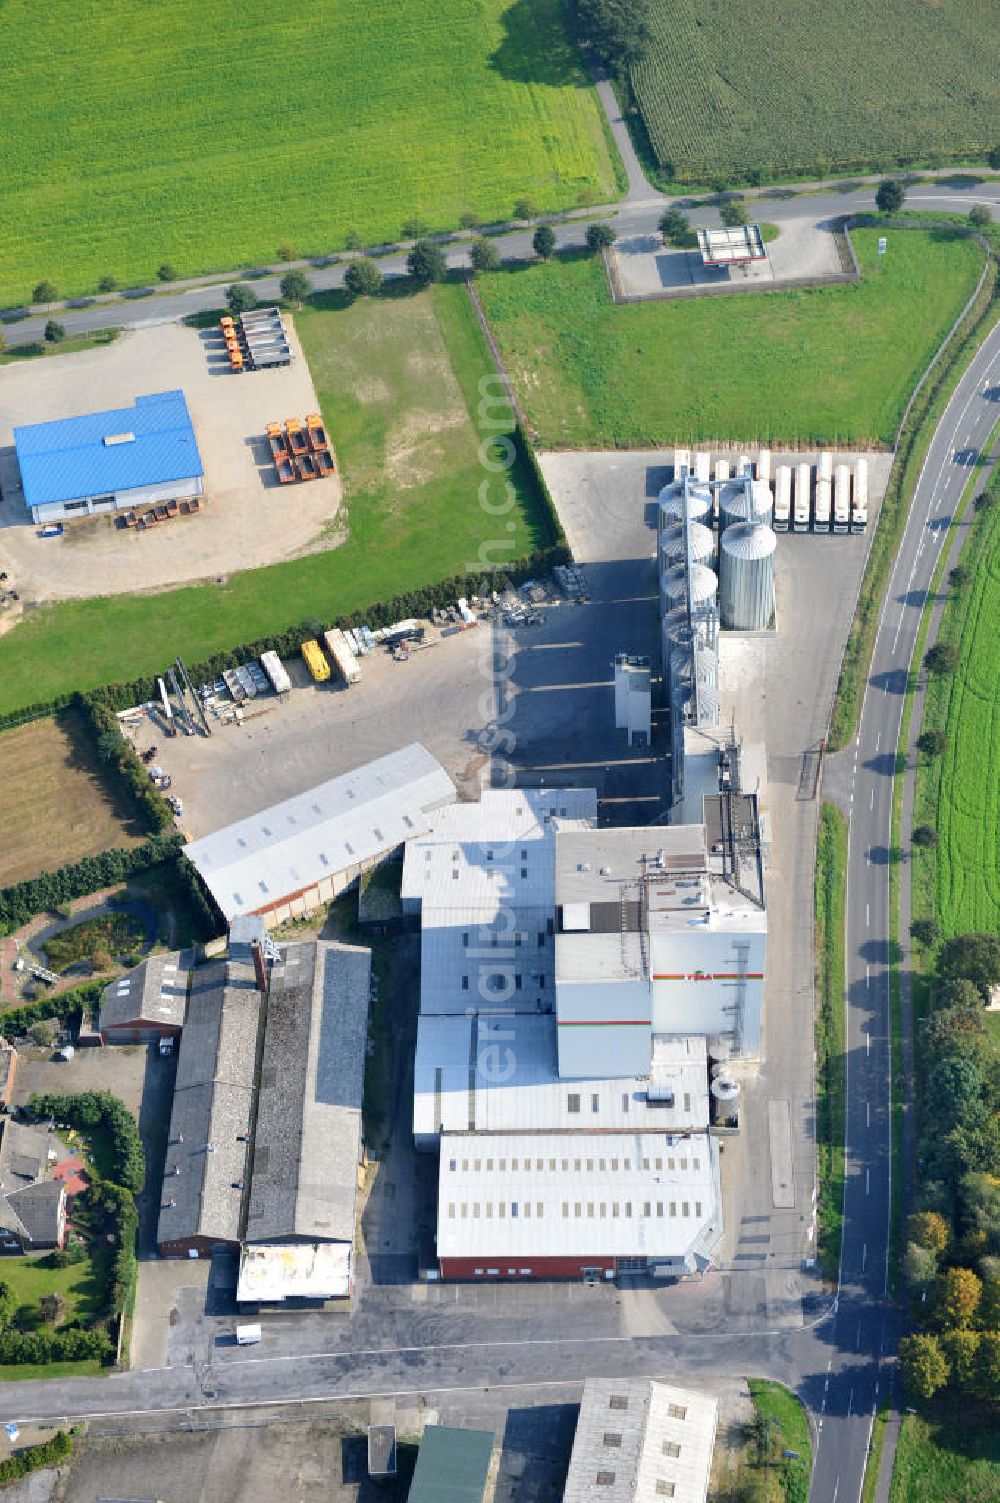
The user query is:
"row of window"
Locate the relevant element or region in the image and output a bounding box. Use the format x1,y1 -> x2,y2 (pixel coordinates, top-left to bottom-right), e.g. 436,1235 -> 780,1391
601,1433 -> 682,1458
446,1199 -> 703,1220
595,1476 -> 675,1496
461,930 -> 550,947
461,974 -> 543,991
566,1092 -> 693,1114
447,1155 -> 702,1174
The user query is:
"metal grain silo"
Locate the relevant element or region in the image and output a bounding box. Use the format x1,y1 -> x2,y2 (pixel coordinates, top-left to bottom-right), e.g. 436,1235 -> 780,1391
658,480 -> 712,531
663,561 -> 718,610
719,478 -> 773,533
659,519 -> 715,568
719,521 -> 777,631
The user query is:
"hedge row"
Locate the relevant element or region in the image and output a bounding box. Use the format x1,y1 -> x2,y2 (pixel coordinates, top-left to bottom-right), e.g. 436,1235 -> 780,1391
71,691 -> 173,834
0,543 -> 571,730
81,1177 -> 138,1318
0,1431 -> 74,1482
0,1326 -> 113,1365
27,1091 -> 145,1195
0,980 -> 103,1041
0,832 -> 183,935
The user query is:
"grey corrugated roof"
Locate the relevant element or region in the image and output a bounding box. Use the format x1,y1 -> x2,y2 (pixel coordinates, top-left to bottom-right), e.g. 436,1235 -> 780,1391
100,950 -> 193,1032
245,941 -> 370,1244
156,960 -> 262,1247
0,1120 -> 49,1191
184,743 -> 456,921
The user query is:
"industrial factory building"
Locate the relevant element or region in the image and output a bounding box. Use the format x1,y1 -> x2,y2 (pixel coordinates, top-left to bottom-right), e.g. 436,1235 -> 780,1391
407,782 -> 764,1280
186,742 -> 456,925
154,927 -> 370,1303
13,390 -> 204,525
400,786 -> 597,1017
563,1378 -> 717,1503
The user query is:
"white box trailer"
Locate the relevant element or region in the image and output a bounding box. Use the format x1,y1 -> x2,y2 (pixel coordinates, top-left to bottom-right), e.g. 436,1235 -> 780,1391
793,462 -> 812,532
693,451 -> 711,483
673,447 -> 691,479
756,448 -> 772,483
260,650 -> 291,695
323,628 -> 361,685
236,1323 -> 262,1346
818,450 -> 833,483
814,476 -> 832,532
833,464 -> 851,534
714,458 -> 730,484
852,457 -> 869,533
737,453 -> 752,478
772,465 -> 792,531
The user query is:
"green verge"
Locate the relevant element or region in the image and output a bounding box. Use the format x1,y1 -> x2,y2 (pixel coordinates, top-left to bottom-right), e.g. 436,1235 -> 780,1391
889,1402 -> 1000,1503
747,1380 -> 813,1503
885,431 -> 1000,1290
814,803 -> 847,1285
827,254 -> 998,750
860,1407 -> 890,1503
0,328 -> 121,363
0,280 -> 559,717
478,230 -> 982,448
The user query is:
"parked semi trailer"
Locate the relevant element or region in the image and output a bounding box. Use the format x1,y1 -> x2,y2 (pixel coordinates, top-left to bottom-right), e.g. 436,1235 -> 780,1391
323,628 -> 361,685
772,465 -> 791,531
833,464 -> 852,534
260,650 -> 292,695
852,458 -> 868,533
793,462 -> 812,533
301,639 -> 331,682
813,476 -> 832,533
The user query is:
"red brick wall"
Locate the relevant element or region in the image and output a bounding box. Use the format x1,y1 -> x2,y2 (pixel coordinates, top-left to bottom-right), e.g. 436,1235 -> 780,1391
438,1255 -> 616,1281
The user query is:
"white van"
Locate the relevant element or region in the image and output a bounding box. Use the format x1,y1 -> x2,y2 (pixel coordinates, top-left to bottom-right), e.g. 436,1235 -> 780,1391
236,1324 -> 262,1346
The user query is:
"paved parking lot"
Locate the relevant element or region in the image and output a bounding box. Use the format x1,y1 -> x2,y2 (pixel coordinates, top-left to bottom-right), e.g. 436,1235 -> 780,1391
610,216 -> 847,300
127,624 -> 496,839
0,321 -> 340,605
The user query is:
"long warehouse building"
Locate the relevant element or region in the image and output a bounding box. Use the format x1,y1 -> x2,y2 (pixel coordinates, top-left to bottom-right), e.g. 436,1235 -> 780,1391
185,743 -> 456,926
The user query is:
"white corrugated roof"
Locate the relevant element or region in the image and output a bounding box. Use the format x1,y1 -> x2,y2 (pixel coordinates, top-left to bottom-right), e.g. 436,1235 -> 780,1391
413,1015 -> 709,1139
563,1378 -> 717,1503
436,1129 -> 718,1261
185,743 -> 455,920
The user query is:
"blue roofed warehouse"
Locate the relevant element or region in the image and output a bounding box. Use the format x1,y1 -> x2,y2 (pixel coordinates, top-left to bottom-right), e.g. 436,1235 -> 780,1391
14,389 -> 204,524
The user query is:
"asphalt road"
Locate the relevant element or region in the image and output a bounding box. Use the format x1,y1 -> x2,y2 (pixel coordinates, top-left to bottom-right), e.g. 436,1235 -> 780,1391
809,293 -> 1000,1503
2,180 -> 998,348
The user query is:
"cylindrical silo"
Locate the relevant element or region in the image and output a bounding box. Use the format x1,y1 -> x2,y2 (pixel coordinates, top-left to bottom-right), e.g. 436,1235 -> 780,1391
659,519 -> 715,568
719,478 -> 773,533
719,521 -> 776,631
663,561 -> 718,610
658,480 -> 712,532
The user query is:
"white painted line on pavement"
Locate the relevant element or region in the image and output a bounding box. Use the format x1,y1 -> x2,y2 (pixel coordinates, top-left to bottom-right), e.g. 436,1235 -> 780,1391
832,1475 -> 840,1503
870,787 -> 874,810
875,731 -> 880,752
866,1101 -> 870,1126
848,1387 -> 854,1417
866,1031 -> 870,1057
856,1322 -> 862,1350
865,964 -> 870,988
866,1169 -> 870,1196
865,903 -> 870,927
862,1242 -> 867,1271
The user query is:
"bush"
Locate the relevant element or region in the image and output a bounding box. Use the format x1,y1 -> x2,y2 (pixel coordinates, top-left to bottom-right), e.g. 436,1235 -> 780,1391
925,640 -> 959,674
401,216 -> 429,240
585,223 -> 617,252
938,932 -> 1000,1003
876,179 -> 906,214
916,728 -> 946,758
32,280 -> 58,304
912,824 -> 939,848
97,275 -> 117,293
277,242 -> 297,262
226,281 -> 258,314
658,207 -> 690,246
157,263 -> 177,282
513,197 -> 538,221
26,1090 -> 145,1195
469,237 -> 500,275
910,916 -> 939,947
969,205 -> 993,230
279,269 -> 311,305
0,1431 -> 73,1484
719,197 -> 749,228
406,239 -> 447,285
532,224 -> 556,259
44,320 -> 66,344
343,257 -> 383,298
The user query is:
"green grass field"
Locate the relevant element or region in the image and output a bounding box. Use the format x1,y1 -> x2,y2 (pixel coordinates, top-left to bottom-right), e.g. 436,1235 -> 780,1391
0,0 -> 616,304
478,231 -> 983,448
630,0 -> 1000,183
890,1404 -> 1000,1503
0,283 -> 555,717
925,503 -> 1000,937
0,1253 -> 104,1326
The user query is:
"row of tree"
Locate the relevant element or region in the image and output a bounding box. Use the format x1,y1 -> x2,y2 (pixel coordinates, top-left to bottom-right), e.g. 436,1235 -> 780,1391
0,833 -> 182,935
73,692 -> 174,834
0,1430 -> 74,1483
898,934 -> 1000,1402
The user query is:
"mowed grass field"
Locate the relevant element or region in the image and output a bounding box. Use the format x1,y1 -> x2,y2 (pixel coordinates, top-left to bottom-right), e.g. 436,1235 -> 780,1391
631,0 -> 1000,182
478,230 -> 983,447
917,501 -> 1000,939
0,0 -> 616,304
0,284 -> 556,718
0,712 -> 145,887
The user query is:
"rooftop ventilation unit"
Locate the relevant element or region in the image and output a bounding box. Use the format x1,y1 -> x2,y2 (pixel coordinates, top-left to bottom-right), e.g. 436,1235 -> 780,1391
102,431 -> 136,446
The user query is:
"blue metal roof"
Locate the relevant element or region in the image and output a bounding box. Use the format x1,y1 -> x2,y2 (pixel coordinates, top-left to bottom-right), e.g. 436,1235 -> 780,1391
14,390 -> 203,509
